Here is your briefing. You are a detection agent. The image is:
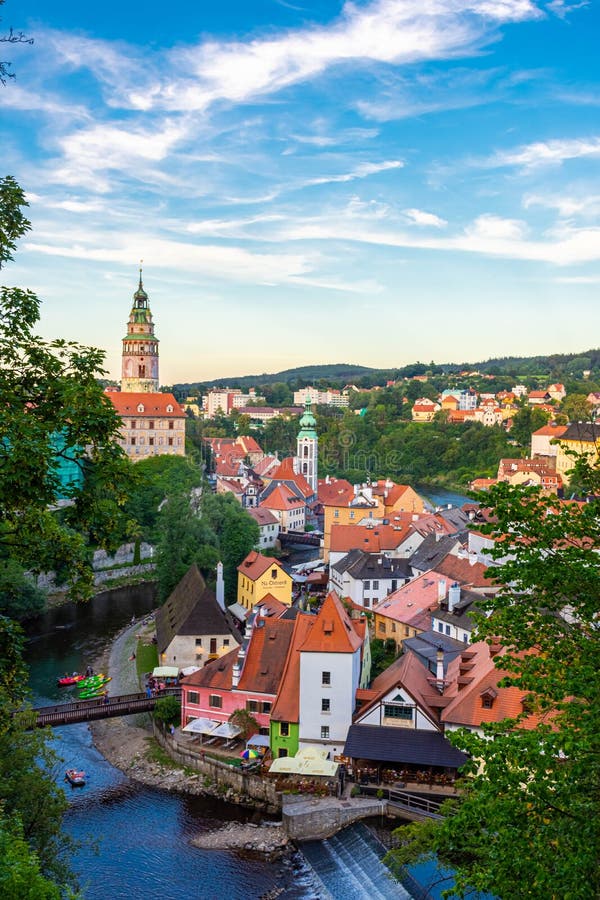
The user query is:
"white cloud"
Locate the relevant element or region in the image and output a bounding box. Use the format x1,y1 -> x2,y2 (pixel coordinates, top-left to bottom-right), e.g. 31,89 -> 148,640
523,193 -> 600,218
303,159 -> 403,187
128,0 -> 542,113
403,208 -> 448,227
546,1 -> 589,19
485,136 -> 600,170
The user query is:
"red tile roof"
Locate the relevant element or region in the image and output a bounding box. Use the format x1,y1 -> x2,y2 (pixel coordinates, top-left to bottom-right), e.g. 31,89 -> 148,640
300,591 -> 363,654
433,556 -> 495,590
270,613 -> 315,722
373,571 -> 446,629
237,617 -> 296,695
247,507 -> 279,527
109,392 -> 185,416
260,484 -> 304,511
268,457 -> 313,497
237,550 -> 283,580
318,478 -> 355,506
330,522 -> 413,554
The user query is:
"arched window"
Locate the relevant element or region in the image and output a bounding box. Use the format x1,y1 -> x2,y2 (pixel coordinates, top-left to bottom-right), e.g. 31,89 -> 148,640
302,463 -> 308,474
303,445 -> 309,457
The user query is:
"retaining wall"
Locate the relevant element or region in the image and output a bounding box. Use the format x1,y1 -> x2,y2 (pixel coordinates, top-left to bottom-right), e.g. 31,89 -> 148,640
282,797 -> 385,840
153,725 -> 281,813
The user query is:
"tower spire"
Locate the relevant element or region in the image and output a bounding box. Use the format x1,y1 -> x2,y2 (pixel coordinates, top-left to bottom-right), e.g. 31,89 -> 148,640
121,267 -> 159,393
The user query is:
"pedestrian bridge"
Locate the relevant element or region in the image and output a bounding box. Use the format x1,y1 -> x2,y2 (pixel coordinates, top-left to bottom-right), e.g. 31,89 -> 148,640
279,530 -> 321,548
29,687 -> 181,728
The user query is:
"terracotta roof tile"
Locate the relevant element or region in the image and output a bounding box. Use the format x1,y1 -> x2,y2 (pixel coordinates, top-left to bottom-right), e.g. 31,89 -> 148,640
300,591 -> 363,654
109,392 -> 185,416
237,550 -> 282,580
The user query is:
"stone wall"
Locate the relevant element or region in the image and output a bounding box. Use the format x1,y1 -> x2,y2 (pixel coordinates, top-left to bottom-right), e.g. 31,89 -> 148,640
153,725 -> 281,813
282,796 -> 385,840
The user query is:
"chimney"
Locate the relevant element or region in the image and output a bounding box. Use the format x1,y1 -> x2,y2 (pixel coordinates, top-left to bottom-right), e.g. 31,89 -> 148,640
216,561 -> 225,611
436,648 -> 445,692
448,582 -> 461,613
231,660 -> 241,688
437,579 -> 447,603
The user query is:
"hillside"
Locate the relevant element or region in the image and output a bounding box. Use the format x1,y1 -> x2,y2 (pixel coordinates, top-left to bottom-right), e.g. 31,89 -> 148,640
172,349 -> 600,395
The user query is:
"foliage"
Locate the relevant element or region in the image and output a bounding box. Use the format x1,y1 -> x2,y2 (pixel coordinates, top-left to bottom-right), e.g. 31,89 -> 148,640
0,816 -> 63,900
201,493 -> 259,601
122,455 -> 203,542
228,707 -> 259,741
0,559 -> 46,620
154,491 -> 219,601
0,176 -> 133,601
508,404 -> 550,450
369,638 -> 398,680
386,463 -> 600,899
0,618 -> 78,892
153,695 -> 181,727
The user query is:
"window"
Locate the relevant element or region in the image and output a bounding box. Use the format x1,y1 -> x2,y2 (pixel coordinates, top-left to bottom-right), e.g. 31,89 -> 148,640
261,702 -> 272,714
246,700 -> 259,713
482,695 -> 494,709
321,698 -> 330,712
391,580 -> 397,591
364,598 -> 370,608
372,580 -> 379,590
271,568 -> 277,580
149,420 -> 154,429
188,691 -> 199,704
209,694 -> 222,708
349,511 -> 355,520
321,726 -> 330,739
404,626 -> 410,636
223,639 -> 230,647
195,639 -> 202,646
168,437 -> 173,446
364,580 -> 370,589
334,509 -> 339,518
321,671 -> 331,686
391,622 -> 396,633
278,748 -> 288,758
149,437 -> 154,446
378,622 -> 385,634
445,625 -> 451,636
438,622 -> 444,632
384,704 -> 413,720
279,722 -> 289,737
131,420 -> 136,429
169,420 -> 174,430
131,436 -> 136,446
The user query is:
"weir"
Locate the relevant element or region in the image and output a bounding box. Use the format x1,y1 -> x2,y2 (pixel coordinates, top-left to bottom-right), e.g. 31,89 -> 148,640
300,821 -> 411,899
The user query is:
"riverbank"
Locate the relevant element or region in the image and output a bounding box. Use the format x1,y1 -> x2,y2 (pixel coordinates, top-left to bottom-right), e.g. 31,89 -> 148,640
88,620 -> 292,857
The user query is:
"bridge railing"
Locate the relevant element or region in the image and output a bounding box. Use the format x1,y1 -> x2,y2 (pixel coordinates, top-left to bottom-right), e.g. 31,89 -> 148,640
358,784 -> 445,818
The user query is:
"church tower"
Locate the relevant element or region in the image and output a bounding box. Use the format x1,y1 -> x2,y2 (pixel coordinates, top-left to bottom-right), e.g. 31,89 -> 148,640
121,268 -> 159,393
297,396 -> 318,494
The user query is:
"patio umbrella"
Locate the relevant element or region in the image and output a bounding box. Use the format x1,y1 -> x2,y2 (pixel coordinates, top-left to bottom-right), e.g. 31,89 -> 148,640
240,748 -> 259,760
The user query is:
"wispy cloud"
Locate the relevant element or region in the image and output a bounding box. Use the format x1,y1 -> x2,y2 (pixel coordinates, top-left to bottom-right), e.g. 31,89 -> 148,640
403,208 -> 447,227
484,136 -> 600,170
524,193 -> 600,217
302,159 -> 404,187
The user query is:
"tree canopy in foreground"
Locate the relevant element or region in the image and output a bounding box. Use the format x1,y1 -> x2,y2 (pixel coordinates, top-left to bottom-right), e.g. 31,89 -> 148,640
386,457 -> 600,899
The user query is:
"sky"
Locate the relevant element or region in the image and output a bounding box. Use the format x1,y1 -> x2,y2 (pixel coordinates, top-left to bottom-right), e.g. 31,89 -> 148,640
2,0 -> 599,385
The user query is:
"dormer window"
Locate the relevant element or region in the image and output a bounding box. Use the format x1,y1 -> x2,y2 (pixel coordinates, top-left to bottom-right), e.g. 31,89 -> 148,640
481,688 -> 497,710
166,404 -> 173,413
137,404 -> 145,413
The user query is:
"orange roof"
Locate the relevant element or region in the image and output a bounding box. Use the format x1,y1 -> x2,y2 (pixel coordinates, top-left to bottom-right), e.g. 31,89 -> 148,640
433,557 -> 495,590
358,651 -> 441,725
253,455 -> 280,476
330,522 -> 413,554
442,642 -> 543,729
268,457 -> 313,498
255,594 -> 288,617
300,591 -> 363,654
532,424 -> 568,438
270,613 -> 315,722
237,550 -> 283,580
260,484 -> 304,511
235,435 -> 264,455
237,617 -> 296,695
247,507 -> 279,527
318,478 -> 355,506
109,392 -> 185,416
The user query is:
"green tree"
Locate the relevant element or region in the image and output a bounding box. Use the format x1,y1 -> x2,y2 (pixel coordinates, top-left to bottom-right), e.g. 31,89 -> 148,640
561,393 -> 593,423
0,817 -> 62,900
386,467 -> 600,899
154,492 -> 219,601
0,559 -> 46,620
509,404 -> 550,450
153,695 -> 181,728
202,494 -> 259,602
0,176 -> 133,600
228,707 -> 259,741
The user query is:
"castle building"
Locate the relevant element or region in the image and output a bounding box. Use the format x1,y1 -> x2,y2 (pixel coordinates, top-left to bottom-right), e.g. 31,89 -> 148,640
121,269 -> 159,393
296,397 -> 318,494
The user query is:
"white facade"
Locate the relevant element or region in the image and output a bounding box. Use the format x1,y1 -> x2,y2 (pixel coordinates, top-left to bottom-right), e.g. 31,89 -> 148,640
294,387 -> 349,408
328,566 -> 406,609
298,648 -> 361,754
431,614 -> 472,644
356,685 -> 438,731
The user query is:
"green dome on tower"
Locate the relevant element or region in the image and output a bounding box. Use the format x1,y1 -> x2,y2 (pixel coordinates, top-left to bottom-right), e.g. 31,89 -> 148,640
298,397 -> 318,439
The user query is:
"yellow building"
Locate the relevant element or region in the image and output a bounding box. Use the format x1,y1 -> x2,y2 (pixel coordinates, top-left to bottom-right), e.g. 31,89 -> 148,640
321,488 -> 384,562
237,551 -> 292,610
555,423 -> 600,485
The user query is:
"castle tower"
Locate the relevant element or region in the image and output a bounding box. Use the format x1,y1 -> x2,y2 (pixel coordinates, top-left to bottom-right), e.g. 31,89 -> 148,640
121,268 -> 159,393
297,396 -> 318,494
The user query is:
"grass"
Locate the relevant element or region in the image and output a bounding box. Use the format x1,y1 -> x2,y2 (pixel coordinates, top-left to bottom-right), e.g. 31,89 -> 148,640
136,641 -> 158,683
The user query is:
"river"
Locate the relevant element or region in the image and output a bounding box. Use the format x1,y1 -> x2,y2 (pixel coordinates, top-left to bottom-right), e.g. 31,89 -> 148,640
24,584 -> 321,899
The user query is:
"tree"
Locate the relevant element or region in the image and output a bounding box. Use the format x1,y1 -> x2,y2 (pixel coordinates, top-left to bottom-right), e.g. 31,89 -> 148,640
509,404 -> 550,450
153,695 -> 181,728
0,559 -> 46,619
560,393 -> 593,424
228,707 -> 259,741
202,494 -> 259,602
0,176 -> 133,600
154,491 -> 219,601
386,466 -> 600,899
0,0 -> 33,85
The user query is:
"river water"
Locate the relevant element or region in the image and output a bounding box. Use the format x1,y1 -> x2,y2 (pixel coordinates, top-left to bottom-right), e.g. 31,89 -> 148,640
24,584 -> 321,899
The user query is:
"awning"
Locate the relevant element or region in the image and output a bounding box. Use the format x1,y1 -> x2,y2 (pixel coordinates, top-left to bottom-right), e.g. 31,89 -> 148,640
152,666 -> 179,679
182,717 -> 219,735
296,746 -> 329,760
227,602 -> 248,622
269,756 -> 338,777
210,721 -> 241,739
344,725 -> 468,769
180,665 -> 201,677
246,733 -> 270,748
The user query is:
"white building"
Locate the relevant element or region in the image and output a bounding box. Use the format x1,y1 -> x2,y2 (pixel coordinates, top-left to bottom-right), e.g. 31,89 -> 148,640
298,592 -> 364,756
247,507 -> 280,549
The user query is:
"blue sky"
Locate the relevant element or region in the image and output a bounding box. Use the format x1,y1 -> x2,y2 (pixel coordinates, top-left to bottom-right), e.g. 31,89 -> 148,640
2,0 -> 599,384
